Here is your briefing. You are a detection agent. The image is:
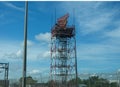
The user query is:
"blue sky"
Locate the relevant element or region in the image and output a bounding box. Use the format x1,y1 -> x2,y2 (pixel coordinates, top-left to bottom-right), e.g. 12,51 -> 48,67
0,1 -> 120,80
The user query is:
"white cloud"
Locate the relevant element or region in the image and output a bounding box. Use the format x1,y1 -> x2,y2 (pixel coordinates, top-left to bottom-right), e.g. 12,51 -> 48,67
77,42 -> 120,61
28,68 -> 49,75
27,40 -> 34,46
77,8 -> 116,35
19,39 -> 50,60
21,40 -> 34,47
118,69 -> 120,72
43,51 -> 50,58
3,2 -> 24,12
3,49 -> 23,60
35,32 -> 51,43
93,2 -> 103,9
36,50 -> 50,60
0,41 -> 22,60
0,40 -> 34,61
79,13 -> 112,35
105,28 -> 120,38
0,40 -> 50,78
59,2 -> 117,36
16,49 -> 23,58
32,2 -> 48,13
28,69 -> 40,75
0,41 -> 23,79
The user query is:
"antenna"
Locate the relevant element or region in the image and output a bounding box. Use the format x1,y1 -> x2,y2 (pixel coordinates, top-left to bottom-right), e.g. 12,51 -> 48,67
55,8 -> 56,24
51,13 -> 53,29
73,8 -> 75,26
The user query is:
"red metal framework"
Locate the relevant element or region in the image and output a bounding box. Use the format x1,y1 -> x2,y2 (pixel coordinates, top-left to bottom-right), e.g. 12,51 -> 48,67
50,14 -> 78,87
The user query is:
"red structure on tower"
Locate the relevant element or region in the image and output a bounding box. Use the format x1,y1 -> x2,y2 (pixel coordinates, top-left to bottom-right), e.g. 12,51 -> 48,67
50,13 -> 78,87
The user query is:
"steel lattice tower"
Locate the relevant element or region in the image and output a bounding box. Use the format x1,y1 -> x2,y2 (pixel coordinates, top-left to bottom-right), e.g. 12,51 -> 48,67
50,14 -> 78,87
0,63 -> 9,87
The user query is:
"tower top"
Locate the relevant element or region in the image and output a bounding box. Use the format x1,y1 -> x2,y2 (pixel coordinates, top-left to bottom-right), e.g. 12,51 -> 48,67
51,13 -> 75,38
57,13 -> 69,29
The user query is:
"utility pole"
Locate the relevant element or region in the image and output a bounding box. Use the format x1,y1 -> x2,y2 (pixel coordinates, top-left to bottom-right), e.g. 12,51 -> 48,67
22,1 -> 28,87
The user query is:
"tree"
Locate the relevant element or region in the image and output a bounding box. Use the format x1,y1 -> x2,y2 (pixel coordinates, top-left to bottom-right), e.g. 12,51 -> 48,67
47,76 -> 118,87
80,76 -> 110,87
110,82 -> 118,87
19,76 -> 37,86
68,77 -> 82,85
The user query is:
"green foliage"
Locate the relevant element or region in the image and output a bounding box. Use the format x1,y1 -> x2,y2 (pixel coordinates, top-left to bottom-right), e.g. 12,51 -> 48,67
67,76 -> 118,87
48,76 -> 118,87
19,76 -> 37,86
110,82 -> 118,87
